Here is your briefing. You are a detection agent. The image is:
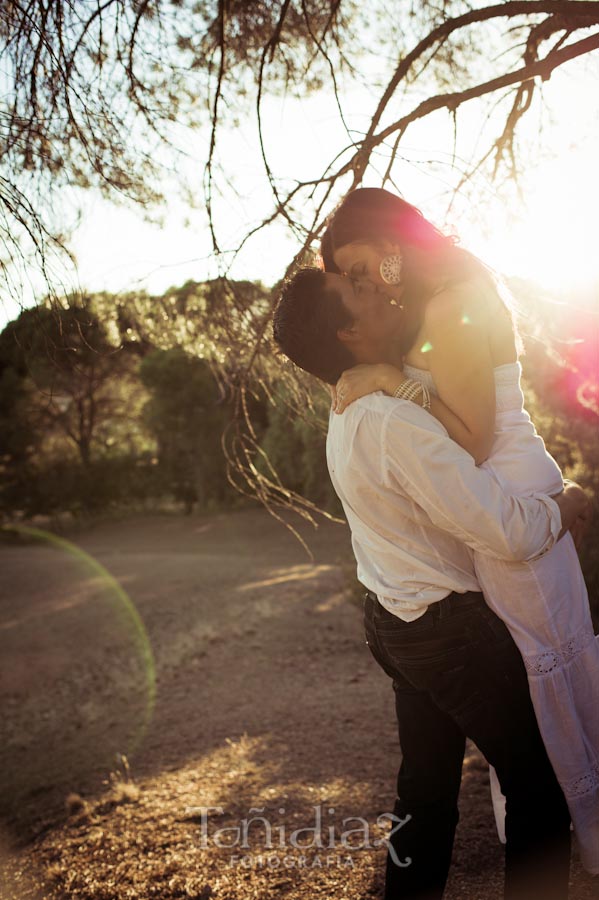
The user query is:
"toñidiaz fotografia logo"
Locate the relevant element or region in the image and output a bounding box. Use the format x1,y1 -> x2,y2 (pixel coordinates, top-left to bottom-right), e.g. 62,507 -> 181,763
184,804 -> 412,869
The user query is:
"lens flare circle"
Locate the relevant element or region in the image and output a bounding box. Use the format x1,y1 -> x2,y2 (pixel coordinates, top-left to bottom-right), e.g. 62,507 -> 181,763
1,523 -> 156,757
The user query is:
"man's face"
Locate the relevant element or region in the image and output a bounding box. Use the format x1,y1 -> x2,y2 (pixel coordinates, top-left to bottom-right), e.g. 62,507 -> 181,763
332,240 -> 432,355
323,272 -> 406,364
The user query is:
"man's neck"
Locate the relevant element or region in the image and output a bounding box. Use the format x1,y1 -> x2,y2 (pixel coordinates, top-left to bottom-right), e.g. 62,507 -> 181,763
382,347 -> 404,368
353,346 -> 403,369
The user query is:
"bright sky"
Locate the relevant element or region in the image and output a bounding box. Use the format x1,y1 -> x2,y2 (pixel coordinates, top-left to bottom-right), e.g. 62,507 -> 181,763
2,46 -> 599,329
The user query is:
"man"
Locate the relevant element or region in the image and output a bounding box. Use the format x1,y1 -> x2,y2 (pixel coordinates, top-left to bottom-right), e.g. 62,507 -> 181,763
272,267 -> 589,900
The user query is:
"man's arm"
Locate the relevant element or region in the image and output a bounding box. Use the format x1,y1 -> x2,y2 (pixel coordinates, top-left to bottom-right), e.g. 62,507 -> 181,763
380,402 -> 587,562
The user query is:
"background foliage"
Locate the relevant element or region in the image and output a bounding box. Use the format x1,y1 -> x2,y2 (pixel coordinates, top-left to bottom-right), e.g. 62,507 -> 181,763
0,3 -> 596,614
0,275 -> 596,618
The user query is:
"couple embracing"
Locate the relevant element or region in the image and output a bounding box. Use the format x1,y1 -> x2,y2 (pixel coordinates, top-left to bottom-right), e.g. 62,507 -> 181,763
272,188 -> 598,899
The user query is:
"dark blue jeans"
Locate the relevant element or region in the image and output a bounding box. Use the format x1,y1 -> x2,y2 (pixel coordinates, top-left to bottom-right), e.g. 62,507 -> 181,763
363,589 -> 571,900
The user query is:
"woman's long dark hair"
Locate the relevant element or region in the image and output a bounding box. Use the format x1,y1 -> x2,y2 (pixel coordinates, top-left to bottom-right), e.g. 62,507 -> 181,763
319,187 -> 513,312
320,188 -> 454,270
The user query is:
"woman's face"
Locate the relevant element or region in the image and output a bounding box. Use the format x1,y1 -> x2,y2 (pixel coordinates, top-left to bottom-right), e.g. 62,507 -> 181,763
332,239 -> 403,297
333,238 -> 434,352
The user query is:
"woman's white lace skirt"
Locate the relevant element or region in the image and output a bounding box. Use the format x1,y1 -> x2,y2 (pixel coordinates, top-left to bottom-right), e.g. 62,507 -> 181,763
475,532 -> 599,875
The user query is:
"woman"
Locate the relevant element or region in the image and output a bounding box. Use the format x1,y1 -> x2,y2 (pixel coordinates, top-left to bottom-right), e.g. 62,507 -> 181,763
321,187 -> 599,874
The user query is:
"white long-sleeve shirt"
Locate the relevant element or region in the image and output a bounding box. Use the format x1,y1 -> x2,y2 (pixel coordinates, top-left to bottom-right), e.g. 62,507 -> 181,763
326,393 -> 562,622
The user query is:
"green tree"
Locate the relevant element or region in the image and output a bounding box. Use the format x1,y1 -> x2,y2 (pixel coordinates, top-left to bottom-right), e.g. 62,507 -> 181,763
0,297 -> 156,516
259,386 -> 340,512
140,348 -> 233,512
3,1 -> 599,516
0,302 -> 138,467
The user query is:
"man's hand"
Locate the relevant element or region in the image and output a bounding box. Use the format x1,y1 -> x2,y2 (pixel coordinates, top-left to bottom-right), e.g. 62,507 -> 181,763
553,480 -> 592,549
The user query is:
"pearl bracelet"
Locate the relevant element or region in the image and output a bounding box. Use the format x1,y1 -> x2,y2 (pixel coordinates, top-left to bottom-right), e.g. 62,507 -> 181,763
393,377 -> 431,411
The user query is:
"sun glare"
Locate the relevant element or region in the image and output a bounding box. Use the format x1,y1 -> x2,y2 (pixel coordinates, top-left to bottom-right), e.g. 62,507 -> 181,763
506,199 -> 597,292
468,152 -> 599,299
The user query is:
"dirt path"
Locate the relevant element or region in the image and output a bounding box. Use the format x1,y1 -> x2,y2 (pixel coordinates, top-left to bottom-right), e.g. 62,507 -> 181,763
0,508 -> 596,899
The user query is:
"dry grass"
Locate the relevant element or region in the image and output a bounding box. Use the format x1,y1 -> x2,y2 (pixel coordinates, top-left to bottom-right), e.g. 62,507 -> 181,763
1,509 -> 597,900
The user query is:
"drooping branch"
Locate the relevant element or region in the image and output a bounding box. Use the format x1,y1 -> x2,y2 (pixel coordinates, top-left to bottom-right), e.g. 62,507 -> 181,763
217,6 -> 599,526
3,1 -> 599,529
368,30 -> 599,163
204,0 -> 227,255
229,11 -> 599,274
362,1 -> 599,151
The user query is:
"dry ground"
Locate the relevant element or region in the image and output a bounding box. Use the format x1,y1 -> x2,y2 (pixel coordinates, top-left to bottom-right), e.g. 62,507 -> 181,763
0,507 -> 596,899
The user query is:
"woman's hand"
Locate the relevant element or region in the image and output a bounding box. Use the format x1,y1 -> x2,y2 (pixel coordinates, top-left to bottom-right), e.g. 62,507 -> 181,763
334,364 -> 405,414
570,513 -> 592,551
554,480 -> 592,548
560,480 -> 593,549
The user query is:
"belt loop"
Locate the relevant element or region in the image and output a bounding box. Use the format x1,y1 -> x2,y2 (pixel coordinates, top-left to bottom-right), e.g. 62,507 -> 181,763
438,593 -> 451,619
364,590 -> 378,622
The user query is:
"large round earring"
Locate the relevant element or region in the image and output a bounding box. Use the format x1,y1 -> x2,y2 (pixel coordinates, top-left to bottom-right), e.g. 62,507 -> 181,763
380,254 -> 402,285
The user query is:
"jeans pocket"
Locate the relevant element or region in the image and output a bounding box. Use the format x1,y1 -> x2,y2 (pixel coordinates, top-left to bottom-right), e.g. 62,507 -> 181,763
374,610 -> 434,639
376,613 -> 478,670
475,605 -> 512,645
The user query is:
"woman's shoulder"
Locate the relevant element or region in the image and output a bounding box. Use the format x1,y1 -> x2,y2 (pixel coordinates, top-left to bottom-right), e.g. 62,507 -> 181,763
423,277 -> 497,330
421,275 -> 518,365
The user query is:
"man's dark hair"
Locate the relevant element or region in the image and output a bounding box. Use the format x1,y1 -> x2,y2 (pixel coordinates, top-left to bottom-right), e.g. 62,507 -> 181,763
272,267 -> 355,385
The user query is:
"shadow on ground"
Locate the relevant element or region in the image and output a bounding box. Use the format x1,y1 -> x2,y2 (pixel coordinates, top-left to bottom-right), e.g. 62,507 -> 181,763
0,508 -> 595,899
